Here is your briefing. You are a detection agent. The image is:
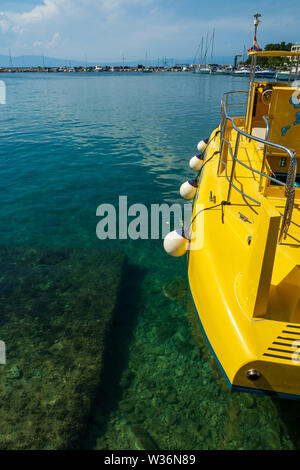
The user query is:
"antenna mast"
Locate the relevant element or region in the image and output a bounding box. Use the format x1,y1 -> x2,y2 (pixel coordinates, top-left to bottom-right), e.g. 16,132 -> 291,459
253,12 -> 262,38
248,13 -> 262,52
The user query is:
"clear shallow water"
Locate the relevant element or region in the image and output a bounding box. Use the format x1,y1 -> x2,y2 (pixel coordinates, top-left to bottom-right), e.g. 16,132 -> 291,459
1,72 -> 300,450
1,71 -> 247,245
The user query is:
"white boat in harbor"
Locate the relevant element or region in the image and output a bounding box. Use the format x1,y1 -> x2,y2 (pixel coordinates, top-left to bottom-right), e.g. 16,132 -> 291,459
143,50 -> 153,73
198,67 -> 211,74
276,44 -> 300,81
233,67 -> 250,76
192,31 -> 215,75
276,69 -> 297,81
215,66 -> 234,75
255,68 -> 276,78
194,65 -> 211,74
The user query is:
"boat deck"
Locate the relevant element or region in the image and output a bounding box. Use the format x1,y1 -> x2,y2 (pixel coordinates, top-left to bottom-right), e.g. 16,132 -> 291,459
188,49 -> 300,398
188,125 -> 300,395
214,127 -> 300,253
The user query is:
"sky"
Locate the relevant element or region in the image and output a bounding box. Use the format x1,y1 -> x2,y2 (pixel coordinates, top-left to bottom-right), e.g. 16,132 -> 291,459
0,0 -> 299,63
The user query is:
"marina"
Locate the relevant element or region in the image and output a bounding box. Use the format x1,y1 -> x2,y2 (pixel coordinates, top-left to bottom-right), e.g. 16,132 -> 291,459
1,36 -> 298,80
0,62 -> 296,82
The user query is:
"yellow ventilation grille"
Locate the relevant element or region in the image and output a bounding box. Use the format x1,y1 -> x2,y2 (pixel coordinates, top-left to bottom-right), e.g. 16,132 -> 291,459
263,325 -> 300,362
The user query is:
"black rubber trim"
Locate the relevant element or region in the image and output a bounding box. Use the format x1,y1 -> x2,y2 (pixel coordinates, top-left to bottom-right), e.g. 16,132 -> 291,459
263,352 -> 300,361
278,336 -> 300,342
282,330 -> 300,336
268,347 -> 296,354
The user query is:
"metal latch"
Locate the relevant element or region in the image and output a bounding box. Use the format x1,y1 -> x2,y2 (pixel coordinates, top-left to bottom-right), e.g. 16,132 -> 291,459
238,212 -> 251,223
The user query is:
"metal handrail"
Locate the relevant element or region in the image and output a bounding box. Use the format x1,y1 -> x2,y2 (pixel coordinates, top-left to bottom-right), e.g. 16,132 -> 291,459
259,115 -> 271,191
222,137 -> 261,204
219,91 -> 297,242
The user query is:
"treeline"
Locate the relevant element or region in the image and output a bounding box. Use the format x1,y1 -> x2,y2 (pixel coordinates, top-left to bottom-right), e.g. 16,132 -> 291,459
245,42 -> 294,68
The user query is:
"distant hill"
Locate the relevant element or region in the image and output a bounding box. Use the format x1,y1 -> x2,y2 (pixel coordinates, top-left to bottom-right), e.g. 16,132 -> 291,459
0,55 -> 94,68
0,54 -> 234,68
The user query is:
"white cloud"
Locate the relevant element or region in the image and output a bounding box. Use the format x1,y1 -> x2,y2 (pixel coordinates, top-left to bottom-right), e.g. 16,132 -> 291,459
0,20 -> 9,33
33,31 -> 61,49
0,1 -> 299,60
48,31 -> 61,47
9,0 -> 61,25
0,12 -> 10,33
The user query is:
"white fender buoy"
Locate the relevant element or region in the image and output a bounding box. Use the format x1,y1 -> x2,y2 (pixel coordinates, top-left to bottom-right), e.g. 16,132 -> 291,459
189,154 -> 204,171
197,139 -> 208,153
163,230 -> 189,257
180,179 -> 197,200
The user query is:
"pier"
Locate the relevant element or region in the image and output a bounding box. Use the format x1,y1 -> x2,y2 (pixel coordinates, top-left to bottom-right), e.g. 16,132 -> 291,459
0,65 -> 192,73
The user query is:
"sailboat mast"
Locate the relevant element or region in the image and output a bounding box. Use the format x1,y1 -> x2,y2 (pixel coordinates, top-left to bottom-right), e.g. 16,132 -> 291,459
193,43 -> 199,65
200,37 -> 204,67
204,33 -> 209,66
211,29 -> 215,64
9,49 -> 13,69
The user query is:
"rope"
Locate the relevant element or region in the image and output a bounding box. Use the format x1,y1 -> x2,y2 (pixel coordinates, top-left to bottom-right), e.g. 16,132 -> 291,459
183,129 -> 222,236
196,129 -> 220,178
185,200 -> 230,273
185,129 -> 223,267
189,199 -> 230,228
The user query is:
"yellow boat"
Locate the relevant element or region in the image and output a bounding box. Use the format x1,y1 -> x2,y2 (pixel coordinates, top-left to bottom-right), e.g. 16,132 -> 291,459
165,15 -> 300,399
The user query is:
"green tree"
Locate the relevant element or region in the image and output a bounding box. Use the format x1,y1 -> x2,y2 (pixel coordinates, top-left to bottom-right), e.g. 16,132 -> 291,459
245,42 -> 294,68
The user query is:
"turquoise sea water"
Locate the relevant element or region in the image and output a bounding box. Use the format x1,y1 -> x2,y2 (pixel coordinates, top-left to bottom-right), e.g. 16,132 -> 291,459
1,71 -> 300,450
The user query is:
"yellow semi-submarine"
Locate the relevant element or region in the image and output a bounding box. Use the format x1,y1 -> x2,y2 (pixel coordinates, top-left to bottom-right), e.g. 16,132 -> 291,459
164,15 -> 300,399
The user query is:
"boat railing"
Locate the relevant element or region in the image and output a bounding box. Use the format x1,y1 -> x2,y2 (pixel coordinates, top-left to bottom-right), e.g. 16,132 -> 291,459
219,91 -> 297,243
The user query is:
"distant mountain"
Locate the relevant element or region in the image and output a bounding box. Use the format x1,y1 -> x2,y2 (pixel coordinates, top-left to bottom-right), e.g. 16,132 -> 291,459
0,54 -> 235,68
0,55 -> 93,68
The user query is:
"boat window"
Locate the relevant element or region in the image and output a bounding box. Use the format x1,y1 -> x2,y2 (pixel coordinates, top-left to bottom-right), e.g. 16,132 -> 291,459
270,172 -> 300,187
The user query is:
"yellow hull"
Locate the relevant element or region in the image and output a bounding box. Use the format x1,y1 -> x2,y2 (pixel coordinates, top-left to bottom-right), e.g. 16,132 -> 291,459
188,120 -> 300,398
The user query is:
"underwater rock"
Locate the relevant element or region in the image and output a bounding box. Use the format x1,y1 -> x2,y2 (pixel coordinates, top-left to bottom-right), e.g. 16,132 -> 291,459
95,436 -> 107,450
0,246 -> 126,449
239,393 -> 256,409
186,297 -> 204,346
119,400 -> 135,414
162,277 -> 187,306
119,369 -> 134,389
186,297 -> 228,393
128,425 -> 158,450
6,366 -> 22,380
165,392 -> 177,404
